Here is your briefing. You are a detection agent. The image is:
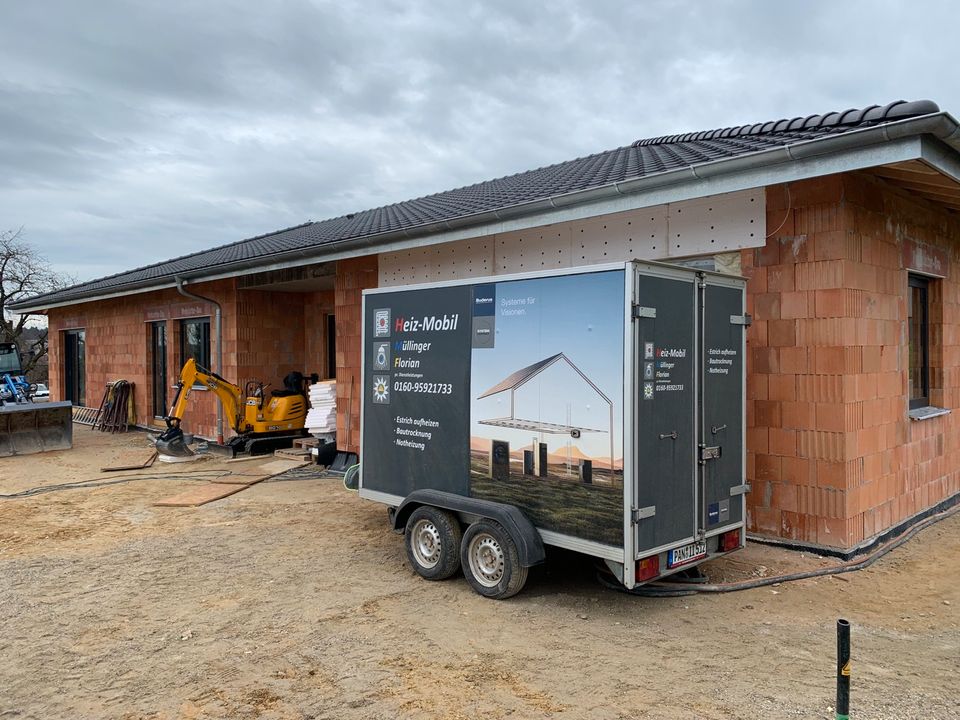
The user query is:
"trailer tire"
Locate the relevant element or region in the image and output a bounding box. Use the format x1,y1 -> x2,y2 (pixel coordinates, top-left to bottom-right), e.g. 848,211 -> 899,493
460,520 -> 528,599
404,506 -> 462,580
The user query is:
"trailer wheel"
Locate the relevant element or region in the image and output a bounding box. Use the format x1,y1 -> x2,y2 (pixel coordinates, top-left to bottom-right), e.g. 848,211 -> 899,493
404,506 -> 462,580
460,520 -> 528,599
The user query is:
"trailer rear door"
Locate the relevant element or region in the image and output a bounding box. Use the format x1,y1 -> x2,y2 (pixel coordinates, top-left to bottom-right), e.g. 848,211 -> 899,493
700,276 -> 747,532
633,266 -> 698,556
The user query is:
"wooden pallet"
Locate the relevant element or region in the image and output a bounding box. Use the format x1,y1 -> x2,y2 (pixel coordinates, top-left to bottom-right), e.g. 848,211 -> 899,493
292,437 -> 320,449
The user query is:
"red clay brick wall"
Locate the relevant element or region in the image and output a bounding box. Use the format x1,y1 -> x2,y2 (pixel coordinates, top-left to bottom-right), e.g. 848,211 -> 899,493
335,256 -> 378,454
47,281 -> 235,439
233,289 -> 307,392
47,278 -> 346,445
744,172 -> 960,549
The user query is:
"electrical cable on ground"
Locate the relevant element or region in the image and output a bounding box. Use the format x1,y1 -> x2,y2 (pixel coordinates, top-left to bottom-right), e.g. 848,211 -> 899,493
0,467 -> 277,499
1,459 -> 338,499
600,503 -> 960,597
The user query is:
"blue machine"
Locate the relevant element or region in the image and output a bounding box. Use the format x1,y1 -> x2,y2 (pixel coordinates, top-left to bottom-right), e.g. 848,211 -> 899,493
0,342 -> 34,404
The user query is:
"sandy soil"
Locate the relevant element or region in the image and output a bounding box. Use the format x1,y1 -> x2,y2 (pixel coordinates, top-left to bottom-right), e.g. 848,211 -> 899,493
1,429 -> 957,719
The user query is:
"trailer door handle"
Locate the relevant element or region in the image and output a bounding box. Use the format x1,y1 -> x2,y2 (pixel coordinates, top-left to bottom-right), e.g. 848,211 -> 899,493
711,424 -> 727,435
659,431 -> 678,440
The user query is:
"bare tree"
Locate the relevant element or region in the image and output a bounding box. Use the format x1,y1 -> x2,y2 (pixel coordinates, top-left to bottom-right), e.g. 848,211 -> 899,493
1,227 -> 74,377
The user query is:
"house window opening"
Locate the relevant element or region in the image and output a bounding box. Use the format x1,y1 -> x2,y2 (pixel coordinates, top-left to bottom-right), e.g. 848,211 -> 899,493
908,274 -> 930,410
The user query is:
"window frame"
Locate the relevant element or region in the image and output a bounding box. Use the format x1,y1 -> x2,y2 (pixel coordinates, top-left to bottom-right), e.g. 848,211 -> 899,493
179,317 -> 211,371
908,274 -> 930,410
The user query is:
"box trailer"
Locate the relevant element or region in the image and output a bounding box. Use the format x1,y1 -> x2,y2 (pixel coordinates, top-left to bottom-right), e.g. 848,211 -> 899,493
359,261 -> 748,598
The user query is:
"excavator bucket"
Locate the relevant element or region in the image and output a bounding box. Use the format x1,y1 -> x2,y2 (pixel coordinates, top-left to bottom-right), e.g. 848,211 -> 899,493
154,426 -> 196,461
0,401 -> 73,457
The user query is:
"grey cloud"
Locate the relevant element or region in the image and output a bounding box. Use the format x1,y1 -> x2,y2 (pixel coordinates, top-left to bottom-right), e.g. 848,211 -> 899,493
0,0 -> 958,282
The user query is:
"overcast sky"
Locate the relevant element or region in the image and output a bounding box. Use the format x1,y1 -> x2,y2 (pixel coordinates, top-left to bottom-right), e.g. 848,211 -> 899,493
1,0 -> 958,284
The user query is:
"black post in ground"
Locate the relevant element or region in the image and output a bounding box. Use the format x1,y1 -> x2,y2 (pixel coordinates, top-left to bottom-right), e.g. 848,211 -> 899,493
836,618 -> 851,720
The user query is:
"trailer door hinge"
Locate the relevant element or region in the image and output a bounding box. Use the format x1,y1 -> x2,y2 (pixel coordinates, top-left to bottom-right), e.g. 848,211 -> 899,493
729,483 -> 751,496
632,305 -> 656,319
632,505 -> 656,523
730,313 -> 752,327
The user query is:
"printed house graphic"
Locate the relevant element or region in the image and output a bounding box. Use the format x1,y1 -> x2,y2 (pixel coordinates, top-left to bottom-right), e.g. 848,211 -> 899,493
476,353 -> 615,473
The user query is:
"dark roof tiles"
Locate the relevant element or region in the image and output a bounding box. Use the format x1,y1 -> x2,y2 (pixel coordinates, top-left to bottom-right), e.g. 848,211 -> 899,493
17,100 -> 943,309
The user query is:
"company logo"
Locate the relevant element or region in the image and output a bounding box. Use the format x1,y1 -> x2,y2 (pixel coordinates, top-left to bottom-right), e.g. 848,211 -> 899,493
373,342 -> 390,370
374,309 -> 391,337
372,375 -> 390,404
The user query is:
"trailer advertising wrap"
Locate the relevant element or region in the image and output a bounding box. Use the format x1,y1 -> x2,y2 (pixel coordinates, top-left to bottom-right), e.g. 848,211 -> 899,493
362,270 -> 625,549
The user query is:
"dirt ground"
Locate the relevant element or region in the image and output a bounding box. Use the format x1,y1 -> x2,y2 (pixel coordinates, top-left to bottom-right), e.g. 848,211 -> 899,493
1,429 -> 957,720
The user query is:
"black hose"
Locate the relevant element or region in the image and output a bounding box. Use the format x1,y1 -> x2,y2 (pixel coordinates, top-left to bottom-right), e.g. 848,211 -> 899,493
0,467 -> 273,499
601,503 -> 960,597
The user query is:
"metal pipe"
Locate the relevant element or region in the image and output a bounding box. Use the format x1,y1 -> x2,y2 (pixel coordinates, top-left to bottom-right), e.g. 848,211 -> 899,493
174,277 -> 224,444
836,618 -> 851,720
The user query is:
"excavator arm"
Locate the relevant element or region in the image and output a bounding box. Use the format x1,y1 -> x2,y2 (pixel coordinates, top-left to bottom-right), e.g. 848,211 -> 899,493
166,358 -> 245,433
156,359 -> 244,456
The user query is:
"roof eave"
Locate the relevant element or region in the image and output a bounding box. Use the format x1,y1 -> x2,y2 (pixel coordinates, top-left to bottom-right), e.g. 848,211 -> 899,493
11,111 -> 960,315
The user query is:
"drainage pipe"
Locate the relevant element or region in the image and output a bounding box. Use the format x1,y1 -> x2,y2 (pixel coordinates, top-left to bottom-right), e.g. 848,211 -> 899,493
174,277 -> 224,444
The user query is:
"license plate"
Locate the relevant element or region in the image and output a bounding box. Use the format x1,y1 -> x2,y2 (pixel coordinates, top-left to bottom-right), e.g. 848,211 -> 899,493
667,540 -> 707,569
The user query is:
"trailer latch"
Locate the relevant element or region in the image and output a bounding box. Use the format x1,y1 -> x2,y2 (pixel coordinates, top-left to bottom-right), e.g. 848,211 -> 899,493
632,305 -> 657,319
632,506 -> 656,523
729,483 -> 751,496
730,313 -> 752,327
700,445 -> 722,461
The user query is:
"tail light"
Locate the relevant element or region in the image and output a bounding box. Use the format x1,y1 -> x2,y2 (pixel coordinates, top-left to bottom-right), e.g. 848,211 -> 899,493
635,555 -> 660,583
719,528 -> 741,552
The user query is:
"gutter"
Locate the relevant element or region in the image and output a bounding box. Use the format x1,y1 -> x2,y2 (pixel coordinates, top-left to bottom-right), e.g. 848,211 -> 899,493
11,111 -> 960,314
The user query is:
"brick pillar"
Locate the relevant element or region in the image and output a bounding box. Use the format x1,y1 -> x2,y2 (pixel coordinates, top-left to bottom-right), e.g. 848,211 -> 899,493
335,255 -> 378,454
746,176 -> 867,549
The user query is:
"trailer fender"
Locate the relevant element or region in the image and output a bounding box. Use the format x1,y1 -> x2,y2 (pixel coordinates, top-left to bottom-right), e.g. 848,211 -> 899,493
393,489 -> 546,567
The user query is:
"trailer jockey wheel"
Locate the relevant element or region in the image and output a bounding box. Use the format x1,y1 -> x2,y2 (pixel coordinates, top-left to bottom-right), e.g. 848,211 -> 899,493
460,520 -> 528,600
404,506 -> 462,581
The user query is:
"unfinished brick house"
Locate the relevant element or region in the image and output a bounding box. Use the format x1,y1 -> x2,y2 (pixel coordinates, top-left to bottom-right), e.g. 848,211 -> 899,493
11,99 -> 960,554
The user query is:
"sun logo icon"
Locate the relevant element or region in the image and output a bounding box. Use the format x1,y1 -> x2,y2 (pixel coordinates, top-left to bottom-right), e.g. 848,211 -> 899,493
372,376 -> 390,404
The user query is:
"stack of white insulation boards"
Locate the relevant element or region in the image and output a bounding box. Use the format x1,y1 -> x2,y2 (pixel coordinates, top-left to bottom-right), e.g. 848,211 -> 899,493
306,380 -> 337,435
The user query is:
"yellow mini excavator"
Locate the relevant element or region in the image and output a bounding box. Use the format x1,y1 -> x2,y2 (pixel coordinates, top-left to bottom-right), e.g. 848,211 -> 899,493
155,358 -> 318,458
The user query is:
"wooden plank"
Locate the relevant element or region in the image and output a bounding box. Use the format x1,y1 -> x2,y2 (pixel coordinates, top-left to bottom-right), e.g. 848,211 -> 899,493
214,469 -> 283,485
257,459 -> 309,475
885,160 -> 941,175
873,167 -> 960,191
153,483 -> 248,507
101,450 -> 158,472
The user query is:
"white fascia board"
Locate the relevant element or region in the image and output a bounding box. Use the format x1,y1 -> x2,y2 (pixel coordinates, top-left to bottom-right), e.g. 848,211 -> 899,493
920,136 -> 960,184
